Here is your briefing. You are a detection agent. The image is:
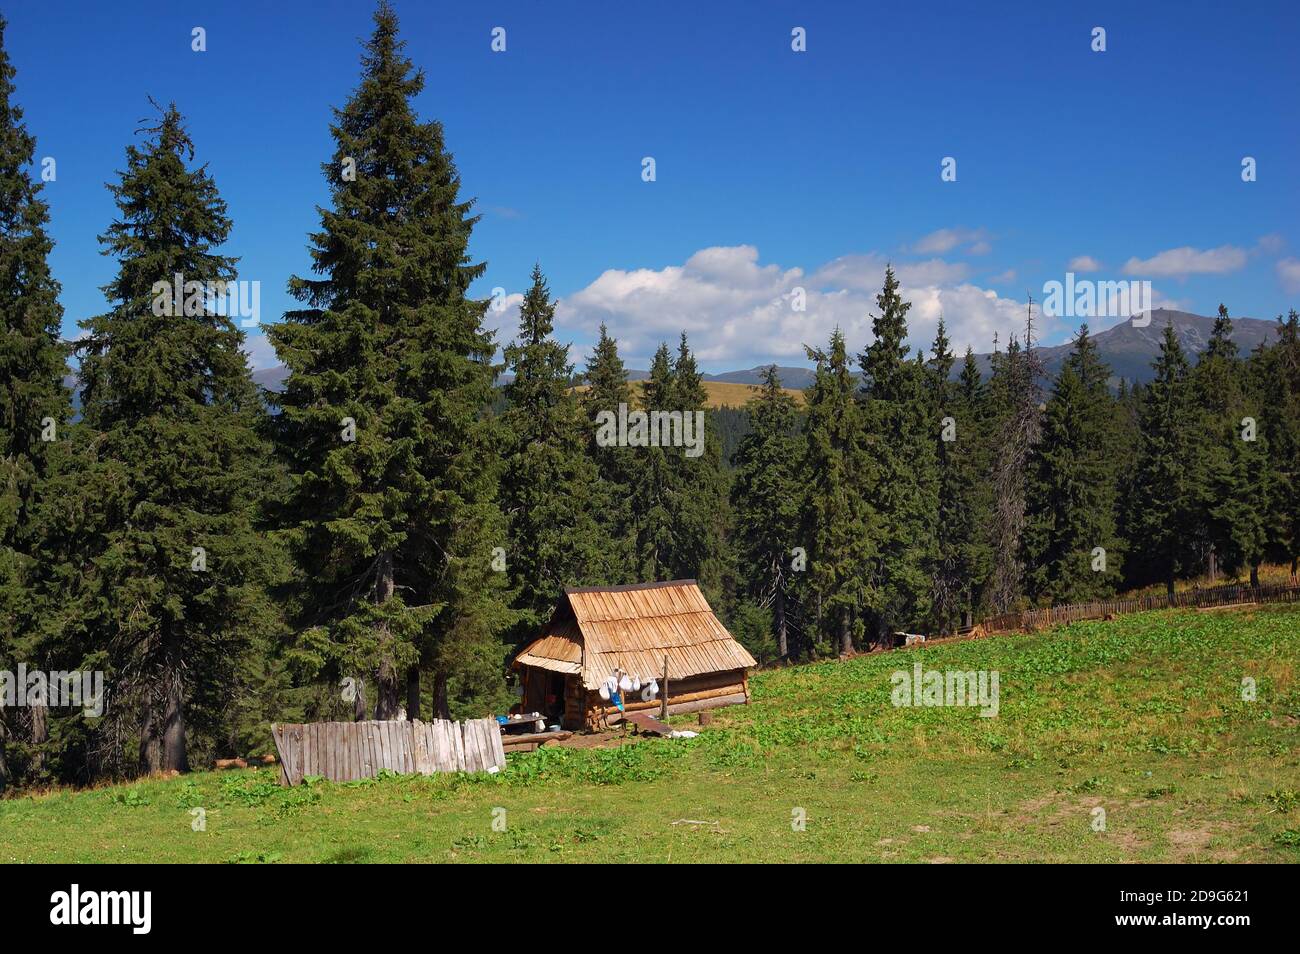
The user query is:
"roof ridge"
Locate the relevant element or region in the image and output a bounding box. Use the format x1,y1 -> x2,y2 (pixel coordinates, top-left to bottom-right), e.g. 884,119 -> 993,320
564,579 -> 697,595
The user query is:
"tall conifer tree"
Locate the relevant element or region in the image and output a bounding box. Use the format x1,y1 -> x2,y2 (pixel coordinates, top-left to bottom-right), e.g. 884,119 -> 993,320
628,344 -> 676,581
269,4 -> 511,720
1024,326 -> 1124,602
1131,322 -> 1199,595
667,333 -> 730,600
731,366 -> 802,656
1263,311 -> 1300,579
580,323 -> 636,579
930,325 -> 989,631
802,330 -> 875,655
500,265 -> 605,637
0,15 -> 71,787
858,267 -> 937,642
74,103 -> 275,774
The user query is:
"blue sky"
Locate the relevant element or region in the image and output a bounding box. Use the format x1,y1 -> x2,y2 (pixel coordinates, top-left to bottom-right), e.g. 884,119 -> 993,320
5,0 -> 1299,372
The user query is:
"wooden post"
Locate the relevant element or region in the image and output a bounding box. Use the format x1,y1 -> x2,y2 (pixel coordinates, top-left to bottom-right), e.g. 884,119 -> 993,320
660,656 -> 669,720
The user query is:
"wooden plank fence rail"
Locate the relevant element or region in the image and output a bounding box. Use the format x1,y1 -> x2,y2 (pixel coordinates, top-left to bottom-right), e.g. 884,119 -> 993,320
982,582 -> 1300,635
269,718 -> 506,786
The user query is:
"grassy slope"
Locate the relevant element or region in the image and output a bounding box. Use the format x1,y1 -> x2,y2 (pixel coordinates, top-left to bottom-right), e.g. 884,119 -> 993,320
3,606 -> 1298,863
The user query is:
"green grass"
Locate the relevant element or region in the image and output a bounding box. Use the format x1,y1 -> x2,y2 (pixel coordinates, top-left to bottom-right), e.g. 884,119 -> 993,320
4,605 -> 1299,863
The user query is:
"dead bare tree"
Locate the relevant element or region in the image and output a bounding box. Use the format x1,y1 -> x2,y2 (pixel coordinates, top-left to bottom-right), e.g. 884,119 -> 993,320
988,296 -> 1045,614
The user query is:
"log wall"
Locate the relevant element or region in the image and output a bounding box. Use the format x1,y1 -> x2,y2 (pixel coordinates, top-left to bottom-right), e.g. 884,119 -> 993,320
583,669 -> 750,730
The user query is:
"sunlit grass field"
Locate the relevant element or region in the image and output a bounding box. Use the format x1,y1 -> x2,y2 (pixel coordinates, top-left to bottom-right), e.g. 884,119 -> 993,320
3,605 -> 1298,863
573,379 -> 805,409
1118,562 -> 1297,599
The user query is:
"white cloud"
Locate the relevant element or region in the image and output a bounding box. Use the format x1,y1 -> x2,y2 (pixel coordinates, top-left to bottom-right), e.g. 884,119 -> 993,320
242,329 -> 280,370
555,244 -> 1029,368
1122,245 -> 1247,278
1277,257 -> 1300,293
1256,233 -> 1285,255
813,253 -> 970,289
912,227 -> 990,255
484,292 -> 525,348
1068,255 -> 1102,272
987,268 -> 1017,284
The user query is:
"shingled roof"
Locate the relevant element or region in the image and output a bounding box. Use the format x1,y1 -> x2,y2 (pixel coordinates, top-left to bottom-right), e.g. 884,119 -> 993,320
513,580 -> 757,690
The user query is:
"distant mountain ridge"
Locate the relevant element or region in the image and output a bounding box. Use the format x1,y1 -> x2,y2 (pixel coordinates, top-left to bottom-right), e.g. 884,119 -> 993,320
632,310 -> 1282,390
966,308 -> 1281,387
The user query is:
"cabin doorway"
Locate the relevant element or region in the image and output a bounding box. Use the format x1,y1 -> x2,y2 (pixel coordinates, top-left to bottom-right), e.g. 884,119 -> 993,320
521,669 -> 566,725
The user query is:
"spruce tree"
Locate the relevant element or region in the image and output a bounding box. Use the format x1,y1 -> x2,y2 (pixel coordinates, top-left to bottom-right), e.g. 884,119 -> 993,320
731,366 -> 802,656
73,103 -> 276,774
956,348 -> 995,620
269,3 -> 511,721
580,323 -> 636,579
930,328 -> 990,631
0,15 -> 71,788
1024,326 -> 1123,603
667,333 -> 730,599
1131,322 -> 1199,595
624,335 -> 730,596
1263,310 -> 1300,579
500,265 -> 605,638
628,344 -> 676,581
858,266 -> 937,642
1200,309 -> 1273,586
802,329 -> 876,655
1189,305 -> 1240,581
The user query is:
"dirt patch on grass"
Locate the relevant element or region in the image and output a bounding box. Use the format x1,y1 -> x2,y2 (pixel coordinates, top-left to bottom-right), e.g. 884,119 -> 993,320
1166,823 -> 1238,861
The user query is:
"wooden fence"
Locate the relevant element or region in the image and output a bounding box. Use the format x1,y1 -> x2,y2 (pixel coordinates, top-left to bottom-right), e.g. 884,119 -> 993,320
270,718 -> 506,786
982,582 -> 1300,634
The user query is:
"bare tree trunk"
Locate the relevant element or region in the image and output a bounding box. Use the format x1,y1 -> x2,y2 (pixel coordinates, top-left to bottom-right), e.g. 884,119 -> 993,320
432,671 -> 451,721
138,702 -> 161,775
30,701 -> 47,774
161,665 -> 187,773
405,666 -> 420,721
1207,546 -> 1218,584
1250,562 -> 1260,588
375,660 -> 400,719
373,551 -> 400,719
989,300 -> 1044,614
775,586 -> 787,658
0,711 -> 10,794
352,677 -> 366,721
838,607 -> 853,656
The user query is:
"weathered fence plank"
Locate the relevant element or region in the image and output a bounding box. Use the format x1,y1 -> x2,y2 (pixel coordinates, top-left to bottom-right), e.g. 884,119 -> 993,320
269,718 -> 506,785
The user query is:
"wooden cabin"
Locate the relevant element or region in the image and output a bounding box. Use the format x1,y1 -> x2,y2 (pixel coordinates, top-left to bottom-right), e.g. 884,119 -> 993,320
512,580 -> 757,731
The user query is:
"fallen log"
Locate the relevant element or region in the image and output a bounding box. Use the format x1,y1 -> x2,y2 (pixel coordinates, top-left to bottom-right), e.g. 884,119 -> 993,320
501,730 -> 572,749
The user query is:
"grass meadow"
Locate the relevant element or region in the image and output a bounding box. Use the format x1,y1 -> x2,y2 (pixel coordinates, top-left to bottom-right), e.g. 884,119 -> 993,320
3,604 -> 1297,863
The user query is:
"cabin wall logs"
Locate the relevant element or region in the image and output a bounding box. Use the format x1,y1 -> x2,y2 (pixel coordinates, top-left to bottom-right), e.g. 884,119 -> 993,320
582,669 -> 749,729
